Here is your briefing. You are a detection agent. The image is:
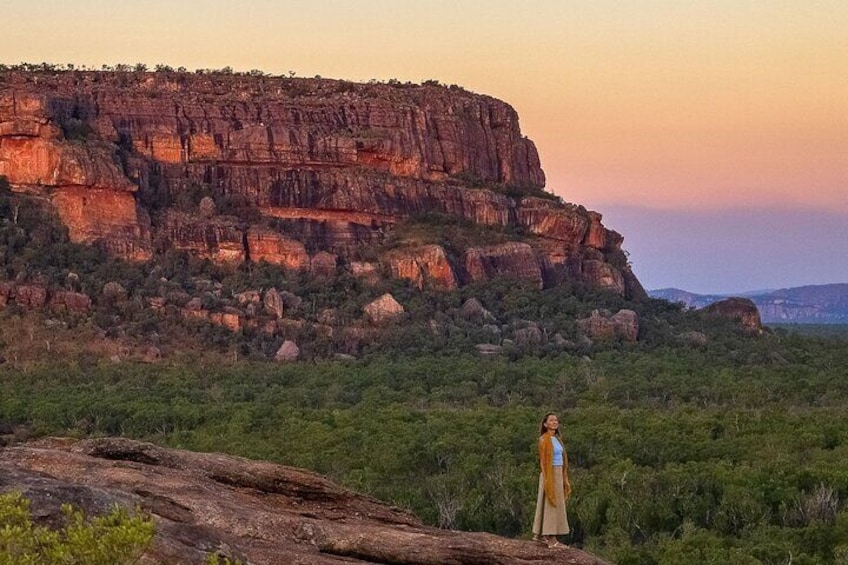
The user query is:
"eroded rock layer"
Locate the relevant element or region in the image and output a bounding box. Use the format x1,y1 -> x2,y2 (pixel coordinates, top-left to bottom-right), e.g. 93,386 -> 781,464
0,71 -> 643,297
0,437 -> 608,564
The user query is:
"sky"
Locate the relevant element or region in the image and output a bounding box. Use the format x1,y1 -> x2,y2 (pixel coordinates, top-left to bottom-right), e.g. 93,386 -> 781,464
2,0 -> 846,293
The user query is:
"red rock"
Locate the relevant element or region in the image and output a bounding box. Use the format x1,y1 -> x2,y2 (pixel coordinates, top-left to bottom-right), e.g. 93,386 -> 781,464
464,242 -> 543,288
0,437 -> 609,564
386,244 -> 457,290
0,282 -> 15,306
50,290 -> 92,313
580,259 -> 626,295
516,198 -> 589,243
51,187 -> 152,260
310,252 -> 338,277
578,309 -> 639,342
210,309 -> 242,332
14,285 -> 47,308
235,290 -> 261,305
181,308 -> 209,322
246,227 -> 309,269
0,71 -> 643,296
159,211 -> 244,262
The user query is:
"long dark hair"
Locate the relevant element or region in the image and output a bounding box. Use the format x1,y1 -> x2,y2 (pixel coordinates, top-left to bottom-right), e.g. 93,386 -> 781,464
539,412 -> 561,437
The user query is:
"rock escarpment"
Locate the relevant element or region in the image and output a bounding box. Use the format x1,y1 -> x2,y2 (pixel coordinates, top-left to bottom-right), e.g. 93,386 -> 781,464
0,437 -> 607,564
0,70 -> 642,298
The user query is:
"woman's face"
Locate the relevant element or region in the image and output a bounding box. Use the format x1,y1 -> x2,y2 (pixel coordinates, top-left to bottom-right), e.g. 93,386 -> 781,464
544,414 -> 559,432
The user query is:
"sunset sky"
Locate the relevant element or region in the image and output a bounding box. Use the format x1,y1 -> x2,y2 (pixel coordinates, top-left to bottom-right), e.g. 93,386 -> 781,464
2,1 -> 846,293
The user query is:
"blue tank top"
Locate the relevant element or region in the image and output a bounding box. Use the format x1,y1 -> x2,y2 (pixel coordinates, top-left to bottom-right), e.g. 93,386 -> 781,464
552,436 -> 563,466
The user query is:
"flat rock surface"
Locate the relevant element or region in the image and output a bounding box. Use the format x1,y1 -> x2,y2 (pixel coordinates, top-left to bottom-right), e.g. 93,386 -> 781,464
0,437 -> 607,564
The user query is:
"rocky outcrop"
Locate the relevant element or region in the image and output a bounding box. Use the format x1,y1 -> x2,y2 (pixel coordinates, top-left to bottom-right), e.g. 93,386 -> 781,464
274,340 -> 300,362
465,242 -> 544,288
363,293 -> 405,324
0,70 -> 642,297
263,288 -> 284,319
578,309 -> 640,342
0,282 -> 93,313
386,244 -> 457,289
701,297 -> 763,333
49,290 -> 92,313
0,437 -> 606,564
246,226 -> 309,269
460,297 -> 495,322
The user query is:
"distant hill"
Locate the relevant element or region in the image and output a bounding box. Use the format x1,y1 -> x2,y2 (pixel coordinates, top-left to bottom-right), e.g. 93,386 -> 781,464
650,284 -> 848,324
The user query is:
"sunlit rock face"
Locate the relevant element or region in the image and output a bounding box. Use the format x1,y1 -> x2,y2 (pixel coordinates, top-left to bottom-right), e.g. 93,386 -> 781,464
0,70 -> 642,297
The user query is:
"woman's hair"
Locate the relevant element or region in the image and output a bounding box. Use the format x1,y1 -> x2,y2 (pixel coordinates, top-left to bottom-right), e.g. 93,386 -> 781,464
539,412 -> 560,437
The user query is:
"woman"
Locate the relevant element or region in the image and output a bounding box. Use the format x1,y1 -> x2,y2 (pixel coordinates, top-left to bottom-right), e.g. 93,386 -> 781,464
532,412 -> 571,548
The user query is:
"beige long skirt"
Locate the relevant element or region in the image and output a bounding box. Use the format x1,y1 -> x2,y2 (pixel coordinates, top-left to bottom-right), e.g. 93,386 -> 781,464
532,466 -> 569,535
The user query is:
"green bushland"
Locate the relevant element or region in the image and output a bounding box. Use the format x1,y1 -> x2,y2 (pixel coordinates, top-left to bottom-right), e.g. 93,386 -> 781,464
2,332 -> 847,563
0,492 -> 154,565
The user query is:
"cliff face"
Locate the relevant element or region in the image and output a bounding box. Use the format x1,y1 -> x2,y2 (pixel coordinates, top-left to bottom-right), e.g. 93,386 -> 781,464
0,70 -> 642,297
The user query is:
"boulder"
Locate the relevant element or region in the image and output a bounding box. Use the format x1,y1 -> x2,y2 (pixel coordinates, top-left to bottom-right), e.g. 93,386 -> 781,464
514,325 -> 544,347
349,261 -> 381,286
701,297 -> 763,334
235,290 -> 261,305
274,340 -> 300,362
263,288 -> 284,319
363,293 -> 405,324
610,309 -> 639,342
476,343 -> 503,357
50,290 -> 92,313
460,298 -> 495,322
680,331 -> 708,347
279,291 -> 303,311
578,309 -> 639,342
210,308 -> 242,332
310,252 -> 338,278
102,281 -> 127,299
14,284 -> 48,309
198,196 -> 217,218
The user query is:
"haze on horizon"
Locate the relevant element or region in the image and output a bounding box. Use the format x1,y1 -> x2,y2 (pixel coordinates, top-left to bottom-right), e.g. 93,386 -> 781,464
2,0 -> 846,294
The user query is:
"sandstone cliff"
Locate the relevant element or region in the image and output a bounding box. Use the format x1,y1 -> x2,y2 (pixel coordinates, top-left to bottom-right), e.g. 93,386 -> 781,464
0,70 -> 642,298
0,437 -> 607,564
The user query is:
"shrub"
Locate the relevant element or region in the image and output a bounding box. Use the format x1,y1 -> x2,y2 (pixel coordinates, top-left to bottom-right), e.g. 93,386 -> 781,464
0,491 -> 155,564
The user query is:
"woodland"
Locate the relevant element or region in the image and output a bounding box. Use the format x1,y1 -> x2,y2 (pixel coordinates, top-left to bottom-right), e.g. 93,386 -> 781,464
0,177 -> 847,564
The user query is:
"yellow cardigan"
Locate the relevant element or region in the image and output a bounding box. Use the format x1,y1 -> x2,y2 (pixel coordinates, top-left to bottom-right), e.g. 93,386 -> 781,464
538,432 -> 572,505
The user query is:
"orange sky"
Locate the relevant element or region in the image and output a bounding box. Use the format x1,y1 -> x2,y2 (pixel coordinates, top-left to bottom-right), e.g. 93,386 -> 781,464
2,1 -> 846,290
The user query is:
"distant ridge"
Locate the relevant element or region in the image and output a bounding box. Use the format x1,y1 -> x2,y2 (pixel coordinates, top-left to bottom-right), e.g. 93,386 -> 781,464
650,283 -> 848,324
